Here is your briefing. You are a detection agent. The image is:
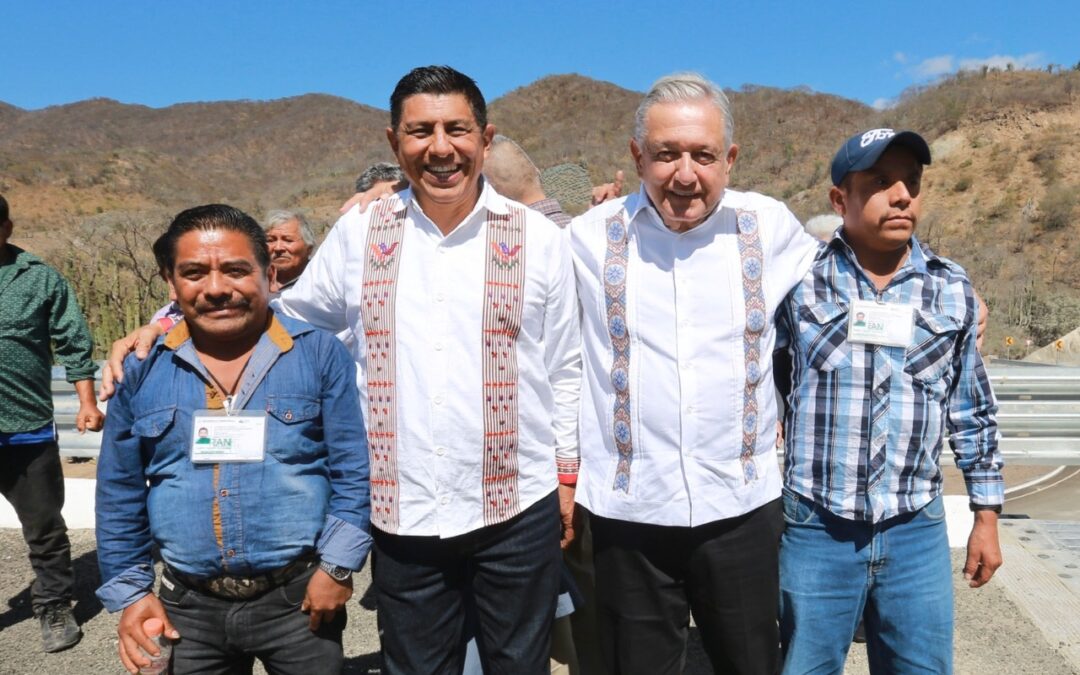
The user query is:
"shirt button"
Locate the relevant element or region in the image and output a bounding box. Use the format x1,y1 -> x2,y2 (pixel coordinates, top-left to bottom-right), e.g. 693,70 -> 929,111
220,489 -> 228,497
686,405 -> 695,414
436,447 -> 446,456
679,319 -> 690,327
433,395 -> 444,405
681,361 -> 690,370
440,496 -> 449,505
876,386 -> 886,395
226,549 -> 235,558
434,342 -> 443,351
436,293 -> 445,302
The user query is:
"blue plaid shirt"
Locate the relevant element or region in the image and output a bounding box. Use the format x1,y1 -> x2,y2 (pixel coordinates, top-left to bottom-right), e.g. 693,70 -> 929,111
777,233 -> 1003,522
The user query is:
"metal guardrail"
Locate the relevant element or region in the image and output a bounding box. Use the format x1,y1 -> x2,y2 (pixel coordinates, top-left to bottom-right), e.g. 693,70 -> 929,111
52,361 -> 1080,463
980,360 -> 1080,465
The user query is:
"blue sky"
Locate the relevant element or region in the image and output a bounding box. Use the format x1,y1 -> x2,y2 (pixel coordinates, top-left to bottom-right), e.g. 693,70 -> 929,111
2,1 -> 1077,111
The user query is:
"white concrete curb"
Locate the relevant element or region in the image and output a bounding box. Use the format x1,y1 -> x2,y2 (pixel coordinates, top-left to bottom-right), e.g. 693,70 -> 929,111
2,480 -> 976,548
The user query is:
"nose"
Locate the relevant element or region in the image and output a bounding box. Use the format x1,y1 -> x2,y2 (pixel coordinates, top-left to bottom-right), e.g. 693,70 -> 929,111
674,153 -> 696,184
204,270 -> 231,299
888,180 -> 912,206
431,127 -> 453,156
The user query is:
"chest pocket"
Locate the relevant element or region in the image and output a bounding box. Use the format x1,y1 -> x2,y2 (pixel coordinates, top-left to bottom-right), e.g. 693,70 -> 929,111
796,302 -> 851,372
131,406 -> 177,439
905,310 -> 962,384
264,395 -> 323,462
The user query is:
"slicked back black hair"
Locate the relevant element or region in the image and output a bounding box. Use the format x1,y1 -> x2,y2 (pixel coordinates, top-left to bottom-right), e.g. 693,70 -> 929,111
153,204 -> 269,273
390,65 -> 487,131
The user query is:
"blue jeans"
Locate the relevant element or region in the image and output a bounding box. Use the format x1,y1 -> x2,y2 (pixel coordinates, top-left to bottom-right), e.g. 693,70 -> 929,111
779,490 -> 953,675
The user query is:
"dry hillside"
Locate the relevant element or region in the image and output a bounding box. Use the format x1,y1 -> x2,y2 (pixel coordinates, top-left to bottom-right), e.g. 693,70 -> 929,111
1,68 -> 1078,356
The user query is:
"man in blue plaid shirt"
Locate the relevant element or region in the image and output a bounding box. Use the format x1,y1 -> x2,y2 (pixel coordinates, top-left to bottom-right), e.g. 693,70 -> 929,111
775,129 -> 1004,673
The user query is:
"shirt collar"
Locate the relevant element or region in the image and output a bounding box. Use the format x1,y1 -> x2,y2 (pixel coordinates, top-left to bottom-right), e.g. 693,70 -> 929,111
401,176 -> 510,232
527,197 -> 562,218
163,311 -> 296,353
825,229 -> 932,275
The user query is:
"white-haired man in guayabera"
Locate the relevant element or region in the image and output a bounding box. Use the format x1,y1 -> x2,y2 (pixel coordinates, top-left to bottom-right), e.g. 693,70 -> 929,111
568,72 -> 821,675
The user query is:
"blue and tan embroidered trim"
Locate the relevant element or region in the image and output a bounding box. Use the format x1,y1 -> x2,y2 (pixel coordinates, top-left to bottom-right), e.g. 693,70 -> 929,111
603,212 -> 634,493
736,209 -> 766,483
482,207 -> 527,525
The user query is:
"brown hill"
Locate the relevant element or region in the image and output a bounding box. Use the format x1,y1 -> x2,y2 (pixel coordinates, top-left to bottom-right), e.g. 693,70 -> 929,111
1,68 -> 1079,356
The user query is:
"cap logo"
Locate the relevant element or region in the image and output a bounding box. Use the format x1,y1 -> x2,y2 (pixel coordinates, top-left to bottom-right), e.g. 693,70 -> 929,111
860,128 -> 895,147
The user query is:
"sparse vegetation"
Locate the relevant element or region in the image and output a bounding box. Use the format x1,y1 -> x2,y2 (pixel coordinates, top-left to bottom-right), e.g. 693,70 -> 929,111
2,68 -> 1080,358
1040,182 -> 1078,231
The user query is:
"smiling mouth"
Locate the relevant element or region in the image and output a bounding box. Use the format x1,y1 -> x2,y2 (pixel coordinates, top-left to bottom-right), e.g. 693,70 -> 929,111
425,165 -> 462,183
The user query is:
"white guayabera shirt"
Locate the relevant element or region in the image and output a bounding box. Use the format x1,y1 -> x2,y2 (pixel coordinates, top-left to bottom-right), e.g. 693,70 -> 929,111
571,187 -> 818,527
277,182 -> 581,538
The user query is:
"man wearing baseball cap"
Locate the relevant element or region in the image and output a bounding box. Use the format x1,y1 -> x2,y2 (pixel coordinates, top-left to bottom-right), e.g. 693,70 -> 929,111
774,128 -> 1004,672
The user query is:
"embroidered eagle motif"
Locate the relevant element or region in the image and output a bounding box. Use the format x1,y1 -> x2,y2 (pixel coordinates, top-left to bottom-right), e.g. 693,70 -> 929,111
369,242 -> 399,268
491,242 -> 522,268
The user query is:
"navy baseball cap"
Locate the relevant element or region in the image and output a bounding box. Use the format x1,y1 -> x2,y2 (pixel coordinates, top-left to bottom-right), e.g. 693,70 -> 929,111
830,129 -> 931,186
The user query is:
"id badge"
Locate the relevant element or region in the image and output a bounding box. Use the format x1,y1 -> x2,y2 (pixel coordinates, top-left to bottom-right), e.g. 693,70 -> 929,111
191,410 -> 267,463
847,299 -> 914,348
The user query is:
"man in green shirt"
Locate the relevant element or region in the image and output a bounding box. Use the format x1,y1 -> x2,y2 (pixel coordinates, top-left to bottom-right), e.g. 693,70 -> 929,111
0,194 -> 104,653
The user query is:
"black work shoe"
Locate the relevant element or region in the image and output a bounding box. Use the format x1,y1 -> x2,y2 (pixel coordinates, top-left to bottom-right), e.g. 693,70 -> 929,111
37,603 -> 82,653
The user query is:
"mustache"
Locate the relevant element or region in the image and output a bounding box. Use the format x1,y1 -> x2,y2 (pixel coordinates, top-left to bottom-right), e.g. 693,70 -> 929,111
194,298 -> 251,313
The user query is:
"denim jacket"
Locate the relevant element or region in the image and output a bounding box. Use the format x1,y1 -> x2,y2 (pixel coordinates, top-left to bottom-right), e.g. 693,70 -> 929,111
96,313 -> 371,612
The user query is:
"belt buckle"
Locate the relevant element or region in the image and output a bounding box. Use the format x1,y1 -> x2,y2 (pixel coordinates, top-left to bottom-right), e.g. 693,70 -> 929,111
205,575 -> 272,600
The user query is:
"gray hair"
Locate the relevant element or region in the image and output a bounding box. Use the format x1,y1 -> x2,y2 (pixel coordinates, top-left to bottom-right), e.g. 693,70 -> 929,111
355,162 -> 405,193
804,214 -> 842,242
634,72 -> 734,150
263,209 -> 316,247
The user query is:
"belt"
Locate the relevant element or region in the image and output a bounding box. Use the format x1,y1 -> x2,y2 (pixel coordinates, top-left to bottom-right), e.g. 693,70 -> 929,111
165,553 -> 318,601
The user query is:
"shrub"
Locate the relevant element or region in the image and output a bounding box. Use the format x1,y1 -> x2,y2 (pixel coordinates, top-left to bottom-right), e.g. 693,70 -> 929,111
1041,183 -> 1078,231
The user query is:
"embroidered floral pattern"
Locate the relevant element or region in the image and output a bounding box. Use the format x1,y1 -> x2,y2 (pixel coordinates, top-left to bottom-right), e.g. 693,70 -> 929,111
482,208 -> 527,525
604,212 -> 635,493
736,209 -> 766,483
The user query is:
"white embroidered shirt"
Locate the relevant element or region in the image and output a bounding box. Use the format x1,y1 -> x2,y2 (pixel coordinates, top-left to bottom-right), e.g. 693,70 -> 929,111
277,183 -> 581,537
571,187 -> 818,527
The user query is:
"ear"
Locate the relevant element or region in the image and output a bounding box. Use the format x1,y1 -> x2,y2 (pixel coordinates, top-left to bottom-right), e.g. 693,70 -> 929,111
165,273 -> 179,302
482,124 -> 496,155
630,138 -> 645,178
386,126 -> 399,155
724,143 -> 739,177
828,186 -> 847,216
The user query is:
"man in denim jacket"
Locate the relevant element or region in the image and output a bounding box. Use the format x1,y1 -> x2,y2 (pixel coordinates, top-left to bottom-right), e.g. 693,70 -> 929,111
95,204 -> 371,675
775,130 -> 1003,673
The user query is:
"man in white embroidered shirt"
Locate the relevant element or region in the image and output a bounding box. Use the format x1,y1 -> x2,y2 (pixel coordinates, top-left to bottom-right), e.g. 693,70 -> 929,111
570,73 -> 819,674
279,66 -> 581,674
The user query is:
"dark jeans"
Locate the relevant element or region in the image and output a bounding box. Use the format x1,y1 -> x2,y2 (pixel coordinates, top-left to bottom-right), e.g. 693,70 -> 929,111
373,490 -> 561,675
159,565 -> 346,675
0,441 -> 74,612
591,499 -> 784,675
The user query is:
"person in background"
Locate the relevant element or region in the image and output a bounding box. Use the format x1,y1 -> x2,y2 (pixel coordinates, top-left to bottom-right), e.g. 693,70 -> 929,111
354,161 -> 406,195
264,209 -> 316,294
0,193 -> 104,653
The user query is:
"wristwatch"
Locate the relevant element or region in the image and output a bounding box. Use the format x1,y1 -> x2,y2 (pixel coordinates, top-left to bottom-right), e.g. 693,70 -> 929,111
319,560 -> 352,581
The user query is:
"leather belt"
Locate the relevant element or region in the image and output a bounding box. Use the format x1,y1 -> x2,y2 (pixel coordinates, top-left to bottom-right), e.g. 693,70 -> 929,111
165,553 -> 317,601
